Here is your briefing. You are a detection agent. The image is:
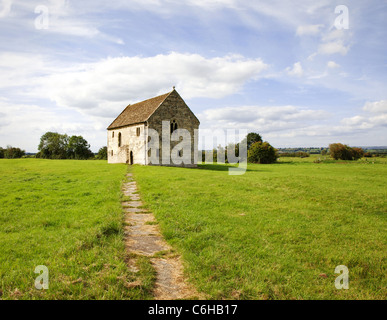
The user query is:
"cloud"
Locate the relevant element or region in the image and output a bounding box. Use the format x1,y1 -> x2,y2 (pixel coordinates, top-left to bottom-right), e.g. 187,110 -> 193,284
0,100 -> 105,152
38,52 -> 268,117
286,62 -> 304,77
363,100 -> 387,113
0,0 -> 12,18
0,51 -> 269,150
327,61 -> 340,68
200,105 -> 329,133
296,24 -> 324,36
318,41 -> 349,55
199,101 -> 387,147
1,0 -> 124,44
341,100 -> 387,130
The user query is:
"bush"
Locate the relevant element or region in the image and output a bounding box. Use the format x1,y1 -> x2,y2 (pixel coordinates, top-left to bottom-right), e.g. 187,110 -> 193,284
248,141 -> 278,164
329,143 -> 364,161
243,133 -> 263,150
364,152 -> 372,158
351,147 -> 365,160
96,147 -> 108,160
38,132 -> 93,160
3,146 -> 25,159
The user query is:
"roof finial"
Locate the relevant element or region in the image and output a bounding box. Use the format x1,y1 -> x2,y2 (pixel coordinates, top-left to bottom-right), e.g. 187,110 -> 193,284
172,86 -> 175,90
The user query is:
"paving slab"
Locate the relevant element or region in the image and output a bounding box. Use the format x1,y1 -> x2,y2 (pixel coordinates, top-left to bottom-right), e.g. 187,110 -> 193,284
122,177 -> 201,300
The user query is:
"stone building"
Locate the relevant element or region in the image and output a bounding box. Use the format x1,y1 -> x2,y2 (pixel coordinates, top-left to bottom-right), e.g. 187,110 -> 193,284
107,88 -> 200,166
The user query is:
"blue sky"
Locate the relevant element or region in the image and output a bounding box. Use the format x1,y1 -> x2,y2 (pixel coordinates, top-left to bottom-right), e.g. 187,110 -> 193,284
0,0 -> 386,152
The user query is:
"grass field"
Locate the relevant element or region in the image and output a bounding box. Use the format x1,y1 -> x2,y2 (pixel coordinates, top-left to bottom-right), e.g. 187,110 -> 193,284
0,159 -> 155,300
133,156 -> 387,299
0,157 -> 386,299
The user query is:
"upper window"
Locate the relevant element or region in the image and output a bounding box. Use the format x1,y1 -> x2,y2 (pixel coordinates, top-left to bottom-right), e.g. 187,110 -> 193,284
170,120 -> 178,134
112,131 -> 114,138
136,127 -> 140,137
118,132 -> 122,147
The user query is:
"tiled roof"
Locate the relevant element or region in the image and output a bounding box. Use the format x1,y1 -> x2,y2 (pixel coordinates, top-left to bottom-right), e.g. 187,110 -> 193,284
107,91 -> 172,130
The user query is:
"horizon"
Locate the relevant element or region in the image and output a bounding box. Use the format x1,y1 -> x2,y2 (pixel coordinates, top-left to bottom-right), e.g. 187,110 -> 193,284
1,1 -> 386,152
13,145 -> 387,155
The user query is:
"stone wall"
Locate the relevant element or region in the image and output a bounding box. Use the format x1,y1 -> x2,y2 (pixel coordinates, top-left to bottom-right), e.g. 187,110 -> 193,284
107,90 -> 200,166
147,90 -> 200,167
107,123 -> 146,164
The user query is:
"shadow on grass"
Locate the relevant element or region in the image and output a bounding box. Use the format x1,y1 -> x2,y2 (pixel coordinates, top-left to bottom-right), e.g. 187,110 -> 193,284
197,163 -> 258,172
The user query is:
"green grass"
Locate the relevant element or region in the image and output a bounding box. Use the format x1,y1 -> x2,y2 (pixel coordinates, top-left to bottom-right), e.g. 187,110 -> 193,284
0,159 -> 154,300
132,156 -> 387,299
1,157 -> 386,300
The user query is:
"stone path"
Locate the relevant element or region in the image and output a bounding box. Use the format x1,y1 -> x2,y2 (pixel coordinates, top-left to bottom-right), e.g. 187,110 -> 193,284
123,173 -> 200,300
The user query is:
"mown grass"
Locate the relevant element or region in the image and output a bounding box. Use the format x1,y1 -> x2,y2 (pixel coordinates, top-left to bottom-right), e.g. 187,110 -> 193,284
0,159 -> 154,300
132,156 -> 387,299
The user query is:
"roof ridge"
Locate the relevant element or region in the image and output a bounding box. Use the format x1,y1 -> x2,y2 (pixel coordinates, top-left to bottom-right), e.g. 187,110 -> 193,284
144,90 -> 173,121
107,89 -> 174,130
132,90 -> 172,108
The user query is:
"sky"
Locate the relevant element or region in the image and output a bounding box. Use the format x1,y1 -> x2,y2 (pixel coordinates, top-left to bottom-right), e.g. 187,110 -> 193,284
0,0 -> 386,152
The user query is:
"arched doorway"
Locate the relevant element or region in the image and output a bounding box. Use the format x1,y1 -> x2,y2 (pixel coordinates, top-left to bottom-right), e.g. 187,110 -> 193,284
130,151 -> 133,165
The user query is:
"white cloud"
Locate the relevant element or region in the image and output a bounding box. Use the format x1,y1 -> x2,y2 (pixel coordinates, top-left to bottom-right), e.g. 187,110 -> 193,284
318,41 -> 349,55
200,105 -> 329,133
296,24 -> 324,36
286,62 -> 304,77
340,100 -> 387,130
327,61 -> 340,68
0,51 -> 268,150
199,101 -> 387,147
0,0 -> 12,18
0,100 -> 107,152
322,29 -> 346,42
38,52 -> 268,117
363,100 -> 387,113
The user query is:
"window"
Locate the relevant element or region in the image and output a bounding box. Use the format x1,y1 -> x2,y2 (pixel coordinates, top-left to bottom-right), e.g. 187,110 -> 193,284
118,132 -> 122,147
170,120 -> 177,134
178,150 -> 183,157
112,131 -> 114,138
136,127 -> 140,136
111,150 -> 113,156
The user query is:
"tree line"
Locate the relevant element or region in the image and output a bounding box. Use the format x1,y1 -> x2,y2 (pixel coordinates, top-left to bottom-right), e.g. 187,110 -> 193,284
202,132 -> 279,164
0,131 -> 374,163
202,132 -> 372,164
0,146 -> 26,159
36,132 -> 107,160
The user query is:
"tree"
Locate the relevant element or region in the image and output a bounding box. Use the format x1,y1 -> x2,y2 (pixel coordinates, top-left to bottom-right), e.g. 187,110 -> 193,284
247,141 -> 278,164
241,132 -> 263,151
225,143 -> 239,163
67,135 -> 94,159
351,147 -> 365,160
3,146 -> 25,159
0,147 -> 4,159
329,143 -> 364,161
38,132 -> 93,160
96,146 -> 107,160
38,132 -> 69,159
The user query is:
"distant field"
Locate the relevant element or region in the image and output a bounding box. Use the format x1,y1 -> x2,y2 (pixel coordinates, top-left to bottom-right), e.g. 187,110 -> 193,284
1,157 -> 386,300
0,159 -> 155,300
133,155 -> 387,299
